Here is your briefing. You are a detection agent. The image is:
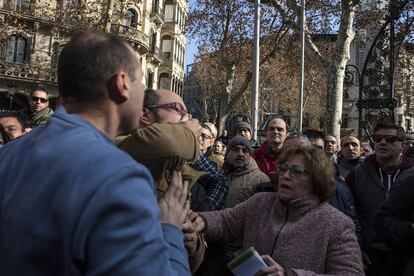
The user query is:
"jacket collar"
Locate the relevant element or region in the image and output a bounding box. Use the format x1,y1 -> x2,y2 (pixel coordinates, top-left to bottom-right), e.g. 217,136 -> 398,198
274,193 -> 321,221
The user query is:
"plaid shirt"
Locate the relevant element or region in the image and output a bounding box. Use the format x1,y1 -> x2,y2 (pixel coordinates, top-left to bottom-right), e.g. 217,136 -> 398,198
191,153 -> 228,210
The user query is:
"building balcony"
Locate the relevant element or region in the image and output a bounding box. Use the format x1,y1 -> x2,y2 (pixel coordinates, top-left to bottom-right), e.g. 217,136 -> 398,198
150,6 -> 164,25
111,24 -> 150,54
147,46 -> 163,64
0,60 -> 57,84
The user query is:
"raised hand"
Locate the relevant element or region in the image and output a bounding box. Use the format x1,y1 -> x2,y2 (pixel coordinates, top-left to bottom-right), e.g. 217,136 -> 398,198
158,171 -> 190,229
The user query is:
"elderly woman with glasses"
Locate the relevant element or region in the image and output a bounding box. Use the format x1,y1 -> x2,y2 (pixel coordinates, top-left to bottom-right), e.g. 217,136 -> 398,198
190,147 -> 364,276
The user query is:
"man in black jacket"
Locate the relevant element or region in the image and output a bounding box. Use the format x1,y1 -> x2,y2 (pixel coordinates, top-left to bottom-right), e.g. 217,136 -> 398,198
347,121 -> 414,276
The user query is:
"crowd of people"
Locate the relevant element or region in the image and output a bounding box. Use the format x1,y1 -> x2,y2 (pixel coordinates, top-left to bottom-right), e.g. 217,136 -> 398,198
0,31 -> 414,276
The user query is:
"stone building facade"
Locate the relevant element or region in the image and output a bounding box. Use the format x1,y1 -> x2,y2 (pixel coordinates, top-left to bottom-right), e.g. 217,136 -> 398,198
0,0 -> 187,111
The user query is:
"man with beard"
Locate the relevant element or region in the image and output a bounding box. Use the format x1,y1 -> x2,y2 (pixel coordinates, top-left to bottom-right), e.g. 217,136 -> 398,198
338,135 -> 362,179
347,121 -> 414,276
223,137 -> 270,208
252,117 -> 288,182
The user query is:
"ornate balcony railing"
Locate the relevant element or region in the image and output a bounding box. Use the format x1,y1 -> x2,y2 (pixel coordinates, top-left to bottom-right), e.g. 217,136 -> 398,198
147,45 -> 163,64
0,60 -> 57,83
150,6 -> 164,25
111,24 -> 150,53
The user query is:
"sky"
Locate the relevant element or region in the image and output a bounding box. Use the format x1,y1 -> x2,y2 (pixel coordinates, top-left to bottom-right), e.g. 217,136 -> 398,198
185,0 -> 197,70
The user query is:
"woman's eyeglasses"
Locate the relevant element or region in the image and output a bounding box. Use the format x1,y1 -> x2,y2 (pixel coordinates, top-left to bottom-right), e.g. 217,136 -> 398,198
278,164 -> 310,177
148,102 -> 192,121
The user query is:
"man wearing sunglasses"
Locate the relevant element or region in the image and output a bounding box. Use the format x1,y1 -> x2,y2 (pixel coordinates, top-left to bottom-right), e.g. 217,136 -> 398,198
26,86 -> 54,128
347,121 -> 414,276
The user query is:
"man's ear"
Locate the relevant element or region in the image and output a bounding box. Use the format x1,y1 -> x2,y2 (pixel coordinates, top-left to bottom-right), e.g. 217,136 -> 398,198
108,72 -> 130,104
140,107 -> 152,126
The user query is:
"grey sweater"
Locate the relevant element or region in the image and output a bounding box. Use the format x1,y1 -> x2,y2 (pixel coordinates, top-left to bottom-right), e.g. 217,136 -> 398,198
201,193 -> 364,276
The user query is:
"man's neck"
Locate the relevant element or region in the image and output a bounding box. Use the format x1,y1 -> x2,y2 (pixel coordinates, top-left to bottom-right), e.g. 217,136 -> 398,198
376,156 -> 401,169
64,103 -> 119,141
267,142 -> 282,153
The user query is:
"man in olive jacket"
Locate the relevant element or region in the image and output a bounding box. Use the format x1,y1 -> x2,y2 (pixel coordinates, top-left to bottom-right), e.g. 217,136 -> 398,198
117,88 -> 206,273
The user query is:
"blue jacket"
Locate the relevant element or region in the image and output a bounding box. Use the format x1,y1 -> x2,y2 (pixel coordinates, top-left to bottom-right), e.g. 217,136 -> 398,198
0,107 -> 190,275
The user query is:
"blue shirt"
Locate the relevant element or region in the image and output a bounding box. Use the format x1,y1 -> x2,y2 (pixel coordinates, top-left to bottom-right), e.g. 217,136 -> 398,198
0,107 -> 190,275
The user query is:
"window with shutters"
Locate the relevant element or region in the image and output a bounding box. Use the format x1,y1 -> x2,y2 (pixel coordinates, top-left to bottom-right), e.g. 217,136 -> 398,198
164,1 -> 173,22
161,36 -> 172,59
159,73 -> 170,89
3,35 -> 28,63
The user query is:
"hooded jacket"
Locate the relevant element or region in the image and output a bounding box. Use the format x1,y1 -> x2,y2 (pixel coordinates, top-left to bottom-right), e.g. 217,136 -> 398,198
347,154 -> 414,249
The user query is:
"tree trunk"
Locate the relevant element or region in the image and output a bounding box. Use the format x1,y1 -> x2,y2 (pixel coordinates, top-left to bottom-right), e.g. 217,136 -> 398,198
215,63 -> 236,134
217,95 -> 230,135
328,63 -> 347,142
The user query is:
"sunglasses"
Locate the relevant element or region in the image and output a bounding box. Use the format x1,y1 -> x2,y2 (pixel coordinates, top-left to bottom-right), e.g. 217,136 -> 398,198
149,102 -> 191,121
31,96 -> 48,103
278,164 -> 310,177
372,134 -> 401,143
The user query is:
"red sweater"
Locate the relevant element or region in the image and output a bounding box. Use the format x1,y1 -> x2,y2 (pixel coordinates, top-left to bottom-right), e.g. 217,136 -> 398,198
252,142 -> 282,182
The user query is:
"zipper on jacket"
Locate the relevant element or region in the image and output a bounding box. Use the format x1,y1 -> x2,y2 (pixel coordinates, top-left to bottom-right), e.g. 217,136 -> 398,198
270,205 -> 289,256
386,174 -> 391,201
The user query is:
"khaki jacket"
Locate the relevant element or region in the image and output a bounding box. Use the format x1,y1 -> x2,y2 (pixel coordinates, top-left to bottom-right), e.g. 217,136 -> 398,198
116,123 -> 205,273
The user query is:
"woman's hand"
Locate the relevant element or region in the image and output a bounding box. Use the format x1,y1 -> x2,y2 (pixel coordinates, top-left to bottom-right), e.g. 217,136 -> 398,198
187,210 -> 206,233
254,255 -> 285,276
182,218 -> 198,253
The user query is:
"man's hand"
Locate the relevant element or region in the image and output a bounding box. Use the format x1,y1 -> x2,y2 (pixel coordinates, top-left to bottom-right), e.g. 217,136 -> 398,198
180,119 -> 201,138
182,218 -> 198,253
187,210 -> 206,233
254,255 -> 285,276
158,171 -> 190,229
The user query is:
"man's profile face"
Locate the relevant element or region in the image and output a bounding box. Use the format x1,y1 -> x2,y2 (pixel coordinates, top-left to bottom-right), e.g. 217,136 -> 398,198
341,136 -> 360,160
0,116 -> 24,140
30,90 -> 49,112
119,50 -> 145,135
226,145 -> 250,169
325,135 -> 338,155
199,127 -> 213,154
266,118 -> 287,146
148,90 -> 190,124
403,137 -> 414,154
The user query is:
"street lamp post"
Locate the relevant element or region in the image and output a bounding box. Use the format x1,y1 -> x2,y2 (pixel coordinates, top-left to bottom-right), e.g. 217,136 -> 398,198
297,0 -> 305,132
251,0 -> 260,141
